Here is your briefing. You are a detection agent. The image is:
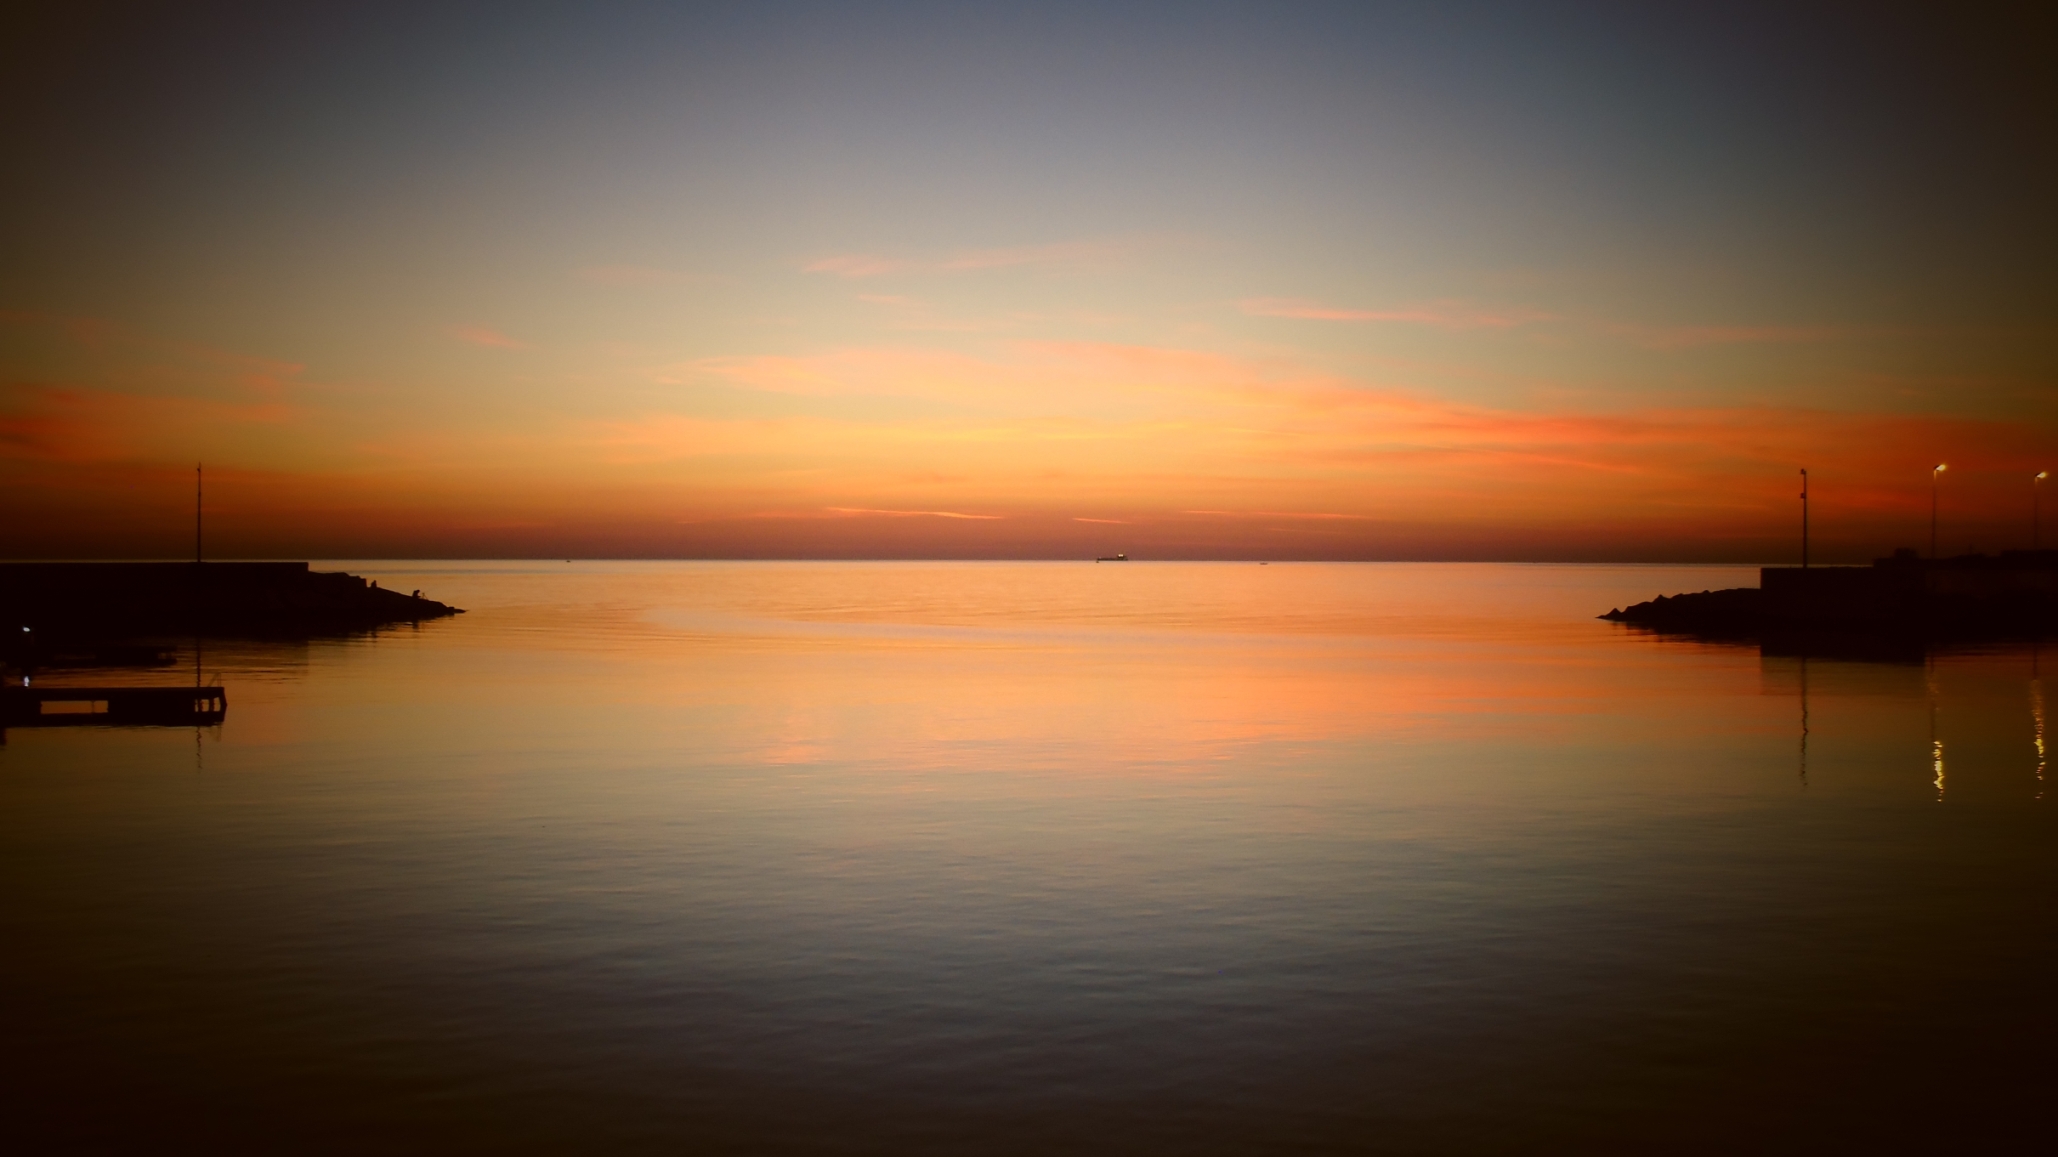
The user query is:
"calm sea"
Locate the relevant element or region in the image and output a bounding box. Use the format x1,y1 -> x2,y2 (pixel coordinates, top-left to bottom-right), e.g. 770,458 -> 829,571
3,562 -> 2052,1154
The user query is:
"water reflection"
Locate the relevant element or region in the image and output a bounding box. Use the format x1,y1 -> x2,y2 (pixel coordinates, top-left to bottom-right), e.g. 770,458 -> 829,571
2033,654 -> 2046,801
2,563 -> 2052,1154
1929,660 -> 1946,801
1762,642 -> 2058,803
1798,656 -> 1809,788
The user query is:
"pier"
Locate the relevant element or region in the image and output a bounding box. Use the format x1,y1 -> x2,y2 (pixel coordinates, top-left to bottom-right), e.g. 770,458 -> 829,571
2,685 -> 226,728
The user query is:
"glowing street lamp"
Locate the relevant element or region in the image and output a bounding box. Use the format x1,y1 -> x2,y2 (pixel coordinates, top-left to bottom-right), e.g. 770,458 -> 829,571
2038,471 -> 2050,551
1931,464 -> 1946,559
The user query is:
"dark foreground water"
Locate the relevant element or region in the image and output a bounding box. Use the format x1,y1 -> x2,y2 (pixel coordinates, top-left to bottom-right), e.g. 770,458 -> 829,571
3,562 -> 2052,1154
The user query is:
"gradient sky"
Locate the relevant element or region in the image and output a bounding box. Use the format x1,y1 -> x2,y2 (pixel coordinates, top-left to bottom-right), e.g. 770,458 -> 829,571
3,1 -> 2052,560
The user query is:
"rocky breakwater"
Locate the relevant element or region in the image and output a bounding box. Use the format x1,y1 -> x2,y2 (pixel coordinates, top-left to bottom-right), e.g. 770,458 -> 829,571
1599,586 -> 1765,636
2,562 -> 463,646
1602,549 -> 2058,646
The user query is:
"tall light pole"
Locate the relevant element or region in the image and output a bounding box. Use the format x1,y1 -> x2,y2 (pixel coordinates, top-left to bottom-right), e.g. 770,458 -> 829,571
1799,468 -> 1809,569
1931,463 -> 1946,559
195,463 -> 203,564
2039,471 -> 2049,551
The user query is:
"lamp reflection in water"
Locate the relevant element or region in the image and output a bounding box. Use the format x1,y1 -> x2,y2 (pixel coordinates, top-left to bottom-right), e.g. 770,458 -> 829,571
1928,658 -> 1945,802
195,635 -> 205,773
1797,655 -> 1809,788
2033,649 -> 2046,802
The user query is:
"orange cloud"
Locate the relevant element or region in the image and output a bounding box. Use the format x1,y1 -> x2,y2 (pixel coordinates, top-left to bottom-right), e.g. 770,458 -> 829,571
0,313 -> 322,471
0,388 -> 299,464
1184,510 -> 1378,520
824,507 -> 1004,520
554,343 -> 2042,554
5,315 -> 2050,561
450,325 -> 528,349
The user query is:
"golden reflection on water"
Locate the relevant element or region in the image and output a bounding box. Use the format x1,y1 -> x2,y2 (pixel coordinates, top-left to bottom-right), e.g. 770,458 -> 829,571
5,562 -> 2058,1154
2033,671 -> 2046,801
285,561 -> 1778,780
1797,656 -> 1809,788
1927,661 -> 1945,802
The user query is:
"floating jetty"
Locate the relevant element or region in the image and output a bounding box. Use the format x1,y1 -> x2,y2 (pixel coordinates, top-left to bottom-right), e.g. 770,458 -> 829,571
2,684 -> 225,728
1602,549 -> 2058,644
2,561 -> 463,641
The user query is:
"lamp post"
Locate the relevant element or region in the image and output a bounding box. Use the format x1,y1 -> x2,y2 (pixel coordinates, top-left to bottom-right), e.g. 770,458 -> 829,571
1931,464 -> 1946,559
2039,471 -> 2049,551
1800,468 -> 1809,569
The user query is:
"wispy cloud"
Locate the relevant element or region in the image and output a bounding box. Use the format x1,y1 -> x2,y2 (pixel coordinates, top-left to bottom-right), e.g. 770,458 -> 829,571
1613,323 -> 1855,349
0,387 -> 301,464
8,306 -> 2043,558
580,341 -> 2053,545
806,239 -> 1144,280
1239,298 -> 1555,330
937,241 -> 1133,273
1183,509 -> 1378,520
806,254 -> 909,278
0,312 -> 318,466
450,325 -> 528,350
825,507 -> 1003,520
1240,297 -> 1871,349
2,309 -> 306,399
574,264 -> 694,287
855,293 -> 1018,333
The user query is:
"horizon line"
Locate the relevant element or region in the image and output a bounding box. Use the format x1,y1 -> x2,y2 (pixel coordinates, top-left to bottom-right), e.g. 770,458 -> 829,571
1,554 -> 1914,566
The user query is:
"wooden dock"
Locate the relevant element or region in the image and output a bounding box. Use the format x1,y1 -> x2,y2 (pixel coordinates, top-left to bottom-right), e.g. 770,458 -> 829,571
1,685 -> 226,728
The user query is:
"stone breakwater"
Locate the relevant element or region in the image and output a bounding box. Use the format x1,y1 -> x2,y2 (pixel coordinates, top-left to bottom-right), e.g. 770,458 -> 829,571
1602,550 -> 2058,641
2,562 -> 463,644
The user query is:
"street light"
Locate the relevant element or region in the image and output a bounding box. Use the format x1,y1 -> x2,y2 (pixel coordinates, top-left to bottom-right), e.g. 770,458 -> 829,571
2038,471 -> 2050,551
1931,464 -> 1946,559
1799,468 -> 1809,569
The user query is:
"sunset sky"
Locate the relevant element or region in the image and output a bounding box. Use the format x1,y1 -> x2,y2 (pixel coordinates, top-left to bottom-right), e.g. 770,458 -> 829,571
3,2 -> 2052,560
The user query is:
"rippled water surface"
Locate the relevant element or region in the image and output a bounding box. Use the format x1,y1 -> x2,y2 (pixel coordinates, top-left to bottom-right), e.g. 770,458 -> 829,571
4,562 -> 2052,1153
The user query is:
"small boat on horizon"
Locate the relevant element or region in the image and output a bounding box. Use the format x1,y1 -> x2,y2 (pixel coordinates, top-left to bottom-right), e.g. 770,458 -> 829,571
1095,553 -> 1128,563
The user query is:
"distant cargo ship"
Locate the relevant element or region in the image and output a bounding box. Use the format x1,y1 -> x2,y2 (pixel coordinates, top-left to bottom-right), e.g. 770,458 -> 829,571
1096,553 -> 1128,562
